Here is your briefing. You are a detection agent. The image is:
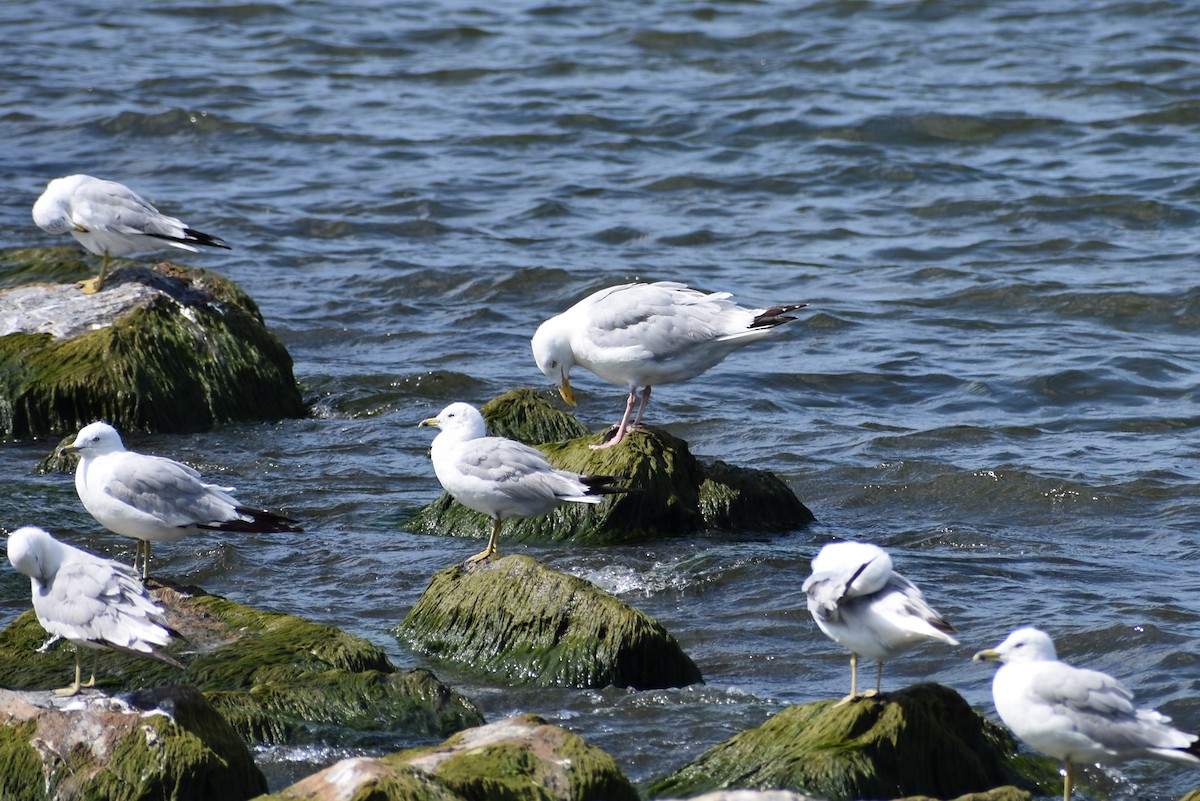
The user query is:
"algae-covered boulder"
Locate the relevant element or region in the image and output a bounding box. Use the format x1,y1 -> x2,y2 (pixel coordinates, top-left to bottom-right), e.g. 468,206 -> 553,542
0,684 -> 266,801
407,389 -> 813,546
0,246 -> 305,437
398,554 -> 702,690
261,712 -> 639,801
646,683 -> 1057,800
0,580 -> 483,748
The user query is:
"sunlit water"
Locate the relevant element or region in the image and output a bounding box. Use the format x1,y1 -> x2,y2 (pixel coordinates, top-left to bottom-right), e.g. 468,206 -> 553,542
2,0 -> 1199,797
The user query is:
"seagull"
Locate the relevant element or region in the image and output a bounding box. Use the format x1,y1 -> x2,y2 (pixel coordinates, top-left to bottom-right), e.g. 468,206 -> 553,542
531,281 -> 806,449
974,627 -> 1200,801
66,421 -> 302,578
802,540 -> 958,700
418,402 -> 631,565
6,526 -> 184,696
32,174 -> 230,294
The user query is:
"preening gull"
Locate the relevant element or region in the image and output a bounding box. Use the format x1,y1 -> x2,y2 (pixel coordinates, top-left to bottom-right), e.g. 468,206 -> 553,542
531,281 -> 806,449
66,421 -> 301,578
6,526 -> 183,696
419,402 -> 631,565
802,540 -> 958,699
974,627 -> 1200,800
32,174 -> 230,294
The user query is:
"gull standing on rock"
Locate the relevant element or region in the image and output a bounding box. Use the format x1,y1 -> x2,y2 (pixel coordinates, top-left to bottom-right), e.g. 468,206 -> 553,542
32,174 -> 230,294
419,402 -> 631,566
974,627 -> 1200,801
531,281 -> 806,449
6,526 -> 183,697
803,540 -> 959,700
66,421 -> 302,578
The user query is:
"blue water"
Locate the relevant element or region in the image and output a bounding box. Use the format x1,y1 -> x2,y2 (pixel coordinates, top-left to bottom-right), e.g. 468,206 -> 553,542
2,0 -> 1200,797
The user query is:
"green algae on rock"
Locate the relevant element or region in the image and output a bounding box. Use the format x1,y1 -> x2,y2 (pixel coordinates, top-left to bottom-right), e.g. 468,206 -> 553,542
262,712 -> 640,801
646,683 -> 1058,801
0,246 -> 304,437
0,684 -> 266,801
398,554 -> 702,690
406,389 -> 813,547
0,580 -> 483,749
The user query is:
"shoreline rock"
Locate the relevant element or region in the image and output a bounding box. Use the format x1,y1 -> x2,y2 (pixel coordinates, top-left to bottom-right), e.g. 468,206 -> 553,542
261,712 -> 640,801
0,684 -> 266,801
646,683 -> 1058,801
407,389 -> 814,546
0,579 -> 484,749
0,246 -> 305,437
398,554 -> 703,690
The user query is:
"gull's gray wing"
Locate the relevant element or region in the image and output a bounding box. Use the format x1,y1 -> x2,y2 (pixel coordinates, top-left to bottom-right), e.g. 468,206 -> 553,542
456,437 -> 588,502
582,283 -> 731,358
1028,664 -> 1193,752
103,452 -> 240,526
76,179 -> 186,238
36,559 -> 170,649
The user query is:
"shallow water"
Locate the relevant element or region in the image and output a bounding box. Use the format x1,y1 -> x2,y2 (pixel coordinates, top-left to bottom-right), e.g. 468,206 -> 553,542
2,0 -> 1200,797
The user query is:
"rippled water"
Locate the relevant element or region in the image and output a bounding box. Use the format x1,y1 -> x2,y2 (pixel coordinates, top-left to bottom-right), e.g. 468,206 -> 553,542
3,0 -> 1200,797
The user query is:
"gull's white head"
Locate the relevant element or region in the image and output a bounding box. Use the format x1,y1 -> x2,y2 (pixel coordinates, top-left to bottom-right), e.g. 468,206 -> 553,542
67,421 -> 127,457
32,176 -> 84,235
531,318 -> 577,406
418,402 -> 487,440
7,526 -> 62,586
973,626 -> 1057,665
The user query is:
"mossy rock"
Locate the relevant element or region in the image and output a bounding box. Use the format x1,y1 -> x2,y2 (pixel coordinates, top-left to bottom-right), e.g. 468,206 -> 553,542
0,581 -> 483,748
0,684 -> 266,801
397,554 -> 702,690
0,246 -> 305,437
407,389 -> 814,546
646,683 -> 1059,800
262,712 -> 639,801
1182,789 -> 1200,801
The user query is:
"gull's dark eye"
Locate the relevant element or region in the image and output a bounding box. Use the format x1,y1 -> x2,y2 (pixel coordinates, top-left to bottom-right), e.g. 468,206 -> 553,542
549,359 -> 558,369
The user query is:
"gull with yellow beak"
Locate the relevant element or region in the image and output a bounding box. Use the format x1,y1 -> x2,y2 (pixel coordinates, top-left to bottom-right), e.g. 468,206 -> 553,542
974,627 -> 1200,801
531,281 -> 805,449
419,402 -> 631,565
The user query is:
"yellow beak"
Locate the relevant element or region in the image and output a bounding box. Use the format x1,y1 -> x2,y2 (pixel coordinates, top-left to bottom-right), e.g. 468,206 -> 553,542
418,417 -> 439,428
558,371 -> 576,406
972,648 -> 1000,663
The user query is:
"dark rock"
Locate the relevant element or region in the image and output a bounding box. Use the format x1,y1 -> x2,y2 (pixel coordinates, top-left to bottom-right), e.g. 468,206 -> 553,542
0,684 -> 266,801
406,389 -> 813,546
397,554 -> 702,690
0,580 -> 484,748
261,712 -> 639,801
646,683 -> 1058,800
0,246 -> 305,437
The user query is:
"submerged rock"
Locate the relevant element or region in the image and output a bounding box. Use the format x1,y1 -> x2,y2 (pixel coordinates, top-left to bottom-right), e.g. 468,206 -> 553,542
407,389 -> 813,546
262,712 -> 639,801
0,684 -> 266,801
646,683 -> 1057,800
0,580 -> 483,748
398,554 -> 702,690
0,246 -> 305,437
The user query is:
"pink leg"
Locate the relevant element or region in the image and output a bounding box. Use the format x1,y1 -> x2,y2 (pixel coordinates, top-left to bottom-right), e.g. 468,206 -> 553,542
631,386 -> 652,427
591,388 -> 638,450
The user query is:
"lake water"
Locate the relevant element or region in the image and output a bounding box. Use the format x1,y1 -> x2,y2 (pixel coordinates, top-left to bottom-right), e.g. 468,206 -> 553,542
2,0 -> 1199,798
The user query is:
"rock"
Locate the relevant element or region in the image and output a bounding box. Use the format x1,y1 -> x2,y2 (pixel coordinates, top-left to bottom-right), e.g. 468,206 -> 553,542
1182,790 -> 1200,801
261,712 -> 639,801
0,684 -> 266,801
645,683 -> 1058,800
662,793 -> 820,801
0,580 -> 484,748
397,554 -> 702,690
0,246 -> 305,437
406,389 -> 814,546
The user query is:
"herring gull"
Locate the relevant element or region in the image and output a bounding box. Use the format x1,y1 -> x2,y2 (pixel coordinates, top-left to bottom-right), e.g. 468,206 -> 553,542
531,281 -> 805,448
